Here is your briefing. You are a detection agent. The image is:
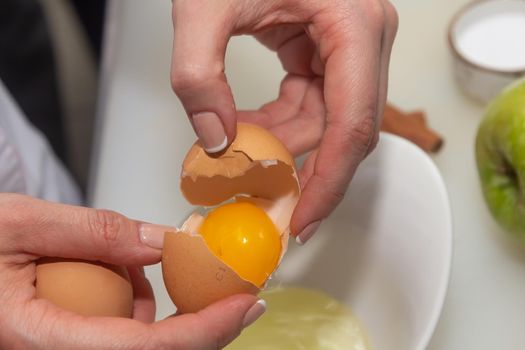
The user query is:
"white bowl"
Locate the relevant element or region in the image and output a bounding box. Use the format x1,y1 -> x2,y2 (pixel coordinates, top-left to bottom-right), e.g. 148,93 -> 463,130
272,132 -> 452,350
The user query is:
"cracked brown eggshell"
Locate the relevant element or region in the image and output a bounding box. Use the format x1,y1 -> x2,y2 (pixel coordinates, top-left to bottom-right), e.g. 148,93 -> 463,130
162,123 -> 300,314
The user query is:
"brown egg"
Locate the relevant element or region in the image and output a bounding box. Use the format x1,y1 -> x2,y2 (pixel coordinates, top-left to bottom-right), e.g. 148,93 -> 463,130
162,123 -> 300,314
36,258 -> 133,317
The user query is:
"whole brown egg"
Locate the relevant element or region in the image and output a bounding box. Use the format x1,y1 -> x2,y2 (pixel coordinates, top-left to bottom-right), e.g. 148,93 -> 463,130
36,258 -> 133,317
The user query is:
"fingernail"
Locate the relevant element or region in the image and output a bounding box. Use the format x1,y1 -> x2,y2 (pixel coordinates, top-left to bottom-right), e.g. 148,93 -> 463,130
295,220 -> 321,245
242,299 -> 266,328
192,112 -> 227,153
139,224 -> 176,249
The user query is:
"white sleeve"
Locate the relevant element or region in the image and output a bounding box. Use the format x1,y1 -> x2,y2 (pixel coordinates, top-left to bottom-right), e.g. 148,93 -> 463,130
0,80 -> 82,205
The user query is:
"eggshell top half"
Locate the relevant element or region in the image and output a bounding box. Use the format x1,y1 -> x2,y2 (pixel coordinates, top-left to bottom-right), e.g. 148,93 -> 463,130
181,123 -> 299,208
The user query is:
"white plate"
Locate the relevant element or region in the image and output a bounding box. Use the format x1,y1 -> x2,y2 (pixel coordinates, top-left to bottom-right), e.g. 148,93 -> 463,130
272,132 -> 452,350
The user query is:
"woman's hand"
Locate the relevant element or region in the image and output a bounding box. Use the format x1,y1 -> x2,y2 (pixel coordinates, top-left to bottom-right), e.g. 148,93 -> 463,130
0,194 -> 263,350
170,0 -> 398,243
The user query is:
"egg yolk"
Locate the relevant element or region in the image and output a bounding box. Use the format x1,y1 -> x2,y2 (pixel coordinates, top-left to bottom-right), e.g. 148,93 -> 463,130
199,202 -> 281,287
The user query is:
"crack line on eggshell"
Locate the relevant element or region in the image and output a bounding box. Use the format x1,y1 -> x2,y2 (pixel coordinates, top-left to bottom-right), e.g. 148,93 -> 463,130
232,149 -> 254,162
183,160 -> 292,181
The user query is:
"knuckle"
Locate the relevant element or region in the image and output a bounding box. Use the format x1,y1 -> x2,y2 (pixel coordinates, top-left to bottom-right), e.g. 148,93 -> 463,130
170,64 -> 218,94
0,193 -> 26,212
348,114 -> 377,154
327,186 -> 346,206
139,335 -> 165,350
0,192 -> 24,206
352,0 -> 385,32
0,194 -> 31,231
367,0 -> 386,24
194,313 -> 222,349
330,113 -> 376,157
384,1 -> 399,33
369,132 -> 380,150
129,329 -> 159,350
314,174 -> 346,210
87,209 -> 123,248
213,329 -> 230,349
353,117 -> 376,141
366,132 -> 380,156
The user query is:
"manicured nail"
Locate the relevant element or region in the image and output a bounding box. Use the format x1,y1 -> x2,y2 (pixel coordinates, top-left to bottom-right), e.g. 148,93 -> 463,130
242,299 -> 266,328
139,224 -> 176,249
192,112 -> 227,153
296,220 -> 321,245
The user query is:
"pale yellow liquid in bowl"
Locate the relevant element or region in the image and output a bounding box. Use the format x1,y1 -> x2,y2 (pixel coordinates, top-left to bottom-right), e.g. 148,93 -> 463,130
226,287 -> 371,350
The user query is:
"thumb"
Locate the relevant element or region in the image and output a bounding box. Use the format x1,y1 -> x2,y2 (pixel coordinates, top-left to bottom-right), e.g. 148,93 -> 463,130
35,294 -> 265,350
1,194 -> 168,266
154,294 -> 266,349
170,2 -> 237,153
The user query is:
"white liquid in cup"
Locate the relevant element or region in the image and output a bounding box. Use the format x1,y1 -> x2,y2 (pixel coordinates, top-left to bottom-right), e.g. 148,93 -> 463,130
454,0 -> 525,72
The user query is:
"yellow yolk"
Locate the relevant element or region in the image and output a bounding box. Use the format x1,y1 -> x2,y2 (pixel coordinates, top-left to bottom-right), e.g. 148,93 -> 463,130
199,202 -> 281,287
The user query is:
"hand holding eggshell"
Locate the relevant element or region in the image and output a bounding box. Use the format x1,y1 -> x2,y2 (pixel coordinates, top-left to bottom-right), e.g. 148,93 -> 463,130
170,0 -> 398,243
0,194 -> 263,349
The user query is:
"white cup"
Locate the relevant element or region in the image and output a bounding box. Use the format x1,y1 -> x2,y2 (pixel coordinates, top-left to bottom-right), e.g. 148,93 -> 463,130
448,0 -> 525,104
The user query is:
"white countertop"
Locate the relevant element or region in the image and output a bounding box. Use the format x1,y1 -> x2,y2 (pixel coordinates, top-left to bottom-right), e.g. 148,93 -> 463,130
91,0 -> 525,348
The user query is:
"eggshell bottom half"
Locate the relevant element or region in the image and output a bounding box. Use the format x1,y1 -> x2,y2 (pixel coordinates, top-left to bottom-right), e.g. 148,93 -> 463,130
35,258 -> 133,318
162,231 -> 259,314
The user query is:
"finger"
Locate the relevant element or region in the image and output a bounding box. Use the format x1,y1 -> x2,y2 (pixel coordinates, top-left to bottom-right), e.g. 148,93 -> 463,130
23,294 -> 263,350
238,75 -> 325,156
375,0 -> 399,131
363,1 -> 397,156
266,77 -> 325,156
275,32 -> 316,76
255,24 -> 304,51
0,194 -> 168,265
291,2 -> 386,241
294,151 -> 323,245
298,149 -> 319,191
11,300 -> 155,350
153,294 -> 264,349
256,25 -> 324,76
128,267 -> 156,323
237,74 -> 310,128
171,1 -> 237,153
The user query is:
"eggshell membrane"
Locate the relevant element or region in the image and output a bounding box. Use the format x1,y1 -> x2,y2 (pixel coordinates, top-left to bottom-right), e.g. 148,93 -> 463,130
162,123 -> 300,314
36,258 -> 133,317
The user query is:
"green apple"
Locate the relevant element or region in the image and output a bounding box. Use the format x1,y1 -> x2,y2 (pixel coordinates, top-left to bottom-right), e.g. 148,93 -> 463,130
476,78 -> 525,238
